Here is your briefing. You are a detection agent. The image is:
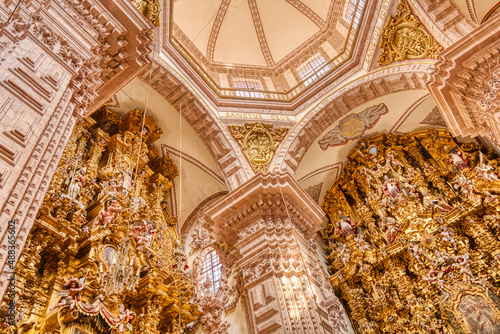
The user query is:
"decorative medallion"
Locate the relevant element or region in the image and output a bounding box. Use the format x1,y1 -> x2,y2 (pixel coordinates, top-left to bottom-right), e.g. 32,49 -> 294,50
378,0 -> 443,66
229,122 -> 288,173
318,103 -> 388,150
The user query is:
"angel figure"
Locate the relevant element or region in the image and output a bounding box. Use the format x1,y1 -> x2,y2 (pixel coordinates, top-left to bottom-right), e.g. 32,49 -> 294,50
100,177 -> 119,202
336,243 -> 351,266
50,278 -> 85,311
97,198 -> 121,228
131,220 -> 155,252
117,309 -> 136,333
453,174 -> 474,199
408,241 -> 424,264
476,163 -> 498,182
355,229 -> 371,252
129,196 -> 147,219
456,254 -> 475,284
423,270 -> 449,300
439,226 -> 457,251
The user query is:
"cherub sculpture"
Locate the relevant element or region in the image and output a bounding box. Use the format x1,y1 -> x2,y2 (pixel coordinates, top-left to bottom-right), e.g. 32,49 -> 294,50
97,198 -> 121,228
50,278 -> 85,311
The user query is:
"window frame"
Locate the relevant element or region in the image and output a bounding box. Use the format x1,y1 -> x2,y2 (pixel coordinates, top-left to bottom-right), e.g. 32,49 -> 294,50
233,78 -> 265,98
200,248 -> 223,296
297,54 -> 330,86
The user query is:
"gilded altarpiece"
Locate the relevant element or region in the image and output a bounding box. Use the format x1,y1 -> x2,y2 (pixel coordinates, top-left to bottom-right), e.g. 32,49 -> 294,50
322,129 -> 500,334
0,108 -> 197,333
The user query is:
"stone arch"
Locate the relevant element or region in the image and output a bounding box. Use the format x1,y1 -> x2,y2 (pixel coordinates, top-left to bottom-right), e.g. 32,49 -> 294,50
273,65 -> 432,175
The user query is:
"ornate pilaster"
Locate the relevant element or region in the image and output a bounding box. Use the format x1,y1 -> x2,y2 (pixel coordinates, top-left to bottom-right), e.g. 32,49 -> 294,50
427,13 -> 500,147
205,173 -> 352,334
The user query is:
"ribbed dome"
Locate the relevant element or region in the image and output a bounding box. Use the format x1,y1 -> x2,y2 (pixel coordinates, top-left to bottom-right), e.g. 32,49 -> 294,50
173,0 -> 333,68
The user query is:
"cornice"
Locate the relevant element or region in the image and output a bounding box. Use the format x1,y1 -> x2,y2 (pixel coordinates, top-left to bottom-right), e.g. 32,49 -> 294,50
204,173 -> 325,245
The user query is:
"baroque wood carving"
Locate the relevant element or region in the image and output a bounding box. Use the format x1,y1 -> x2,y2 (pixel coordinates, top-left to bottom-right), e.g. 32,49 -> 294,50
0,108 -> 198,333
322,128 -> 500,334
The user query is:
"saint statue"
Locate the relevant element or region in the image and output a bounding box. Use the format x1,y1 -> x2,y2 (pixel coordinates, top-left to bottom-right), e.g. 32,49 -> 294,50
382,175 -> 403,198
119,166 -> 134,194
67,167 -> 87,199
337,211 -> 355,237
445,146 -> 468,172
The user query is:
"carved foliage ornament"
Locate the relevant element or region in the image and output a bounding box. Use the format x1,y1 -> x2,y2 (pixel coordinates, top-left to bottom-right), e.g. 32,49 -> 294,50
318,103 -> 388,150
378,0 -> 443,66
229,122 -> 288,173
321,129 -> 500,334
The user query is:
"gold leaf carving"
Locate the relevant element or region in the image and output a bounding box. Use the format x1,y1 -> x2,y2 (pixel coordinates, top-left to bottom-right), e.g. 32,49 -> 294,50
229,122 -> 288,173
378,0 -> 443,66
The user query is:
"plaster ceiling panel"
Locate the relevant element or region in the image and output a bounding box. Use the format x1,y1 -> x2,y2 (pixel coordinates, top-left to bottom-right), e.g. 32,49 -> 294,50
451,0 -> 500,23
475,0 -> 500,22
256,0 -> 321,61
213,0 -> 268,66
173,0 -> 220,55
299,0 -> 332,21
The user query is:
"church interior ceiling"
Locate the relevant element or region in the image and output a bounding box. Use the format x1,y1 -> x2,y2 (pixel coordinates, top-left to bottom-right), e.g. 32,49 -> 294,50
2,0 -> 500,332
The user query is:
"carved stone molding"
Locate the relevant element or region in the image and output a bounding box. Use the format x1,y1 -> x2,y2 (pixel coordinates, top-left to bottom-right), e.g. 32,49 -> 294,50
139,62 -> 252,190
204,173 -> 351,334
274,66 -> 430,175
427,13 -> 500,146
408,0 -> 476,45
0,0 -> 152,300
379,0 -> 443,66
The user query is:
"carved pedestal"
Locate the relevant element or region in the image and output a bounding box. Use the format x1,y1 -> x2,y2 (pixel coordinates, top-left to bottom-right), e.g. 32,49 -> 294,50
205,173 -> 352,334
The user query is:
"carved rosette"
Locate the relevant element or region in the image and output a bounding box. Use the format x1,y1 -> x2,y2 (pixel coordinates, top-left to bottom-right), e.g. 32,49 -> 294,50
378,0 -> 443,66
229,122 -> 288,173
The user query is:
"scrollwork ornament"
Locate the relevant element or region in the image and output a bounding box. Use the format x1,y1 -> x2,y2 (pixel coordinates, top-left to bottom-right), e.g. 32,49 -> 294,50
322,129 -> 500,334
378,0 -> 443,66
229,122 -> 288,173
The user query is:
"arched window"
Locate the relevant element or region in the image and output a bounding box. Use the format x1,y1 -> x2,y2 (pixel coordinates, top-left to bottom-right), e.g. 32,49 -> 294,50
234,78 -> 265,98
200,249 -> 222,295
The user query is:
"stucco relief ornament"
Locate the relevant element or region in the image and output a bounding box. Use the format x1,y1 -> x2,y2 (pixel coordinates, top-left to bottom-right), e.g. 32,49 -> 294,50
229,122 -> 288,173
191,219 -> 215,251
318,103 -> 388,149
378,0 -> 443,66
